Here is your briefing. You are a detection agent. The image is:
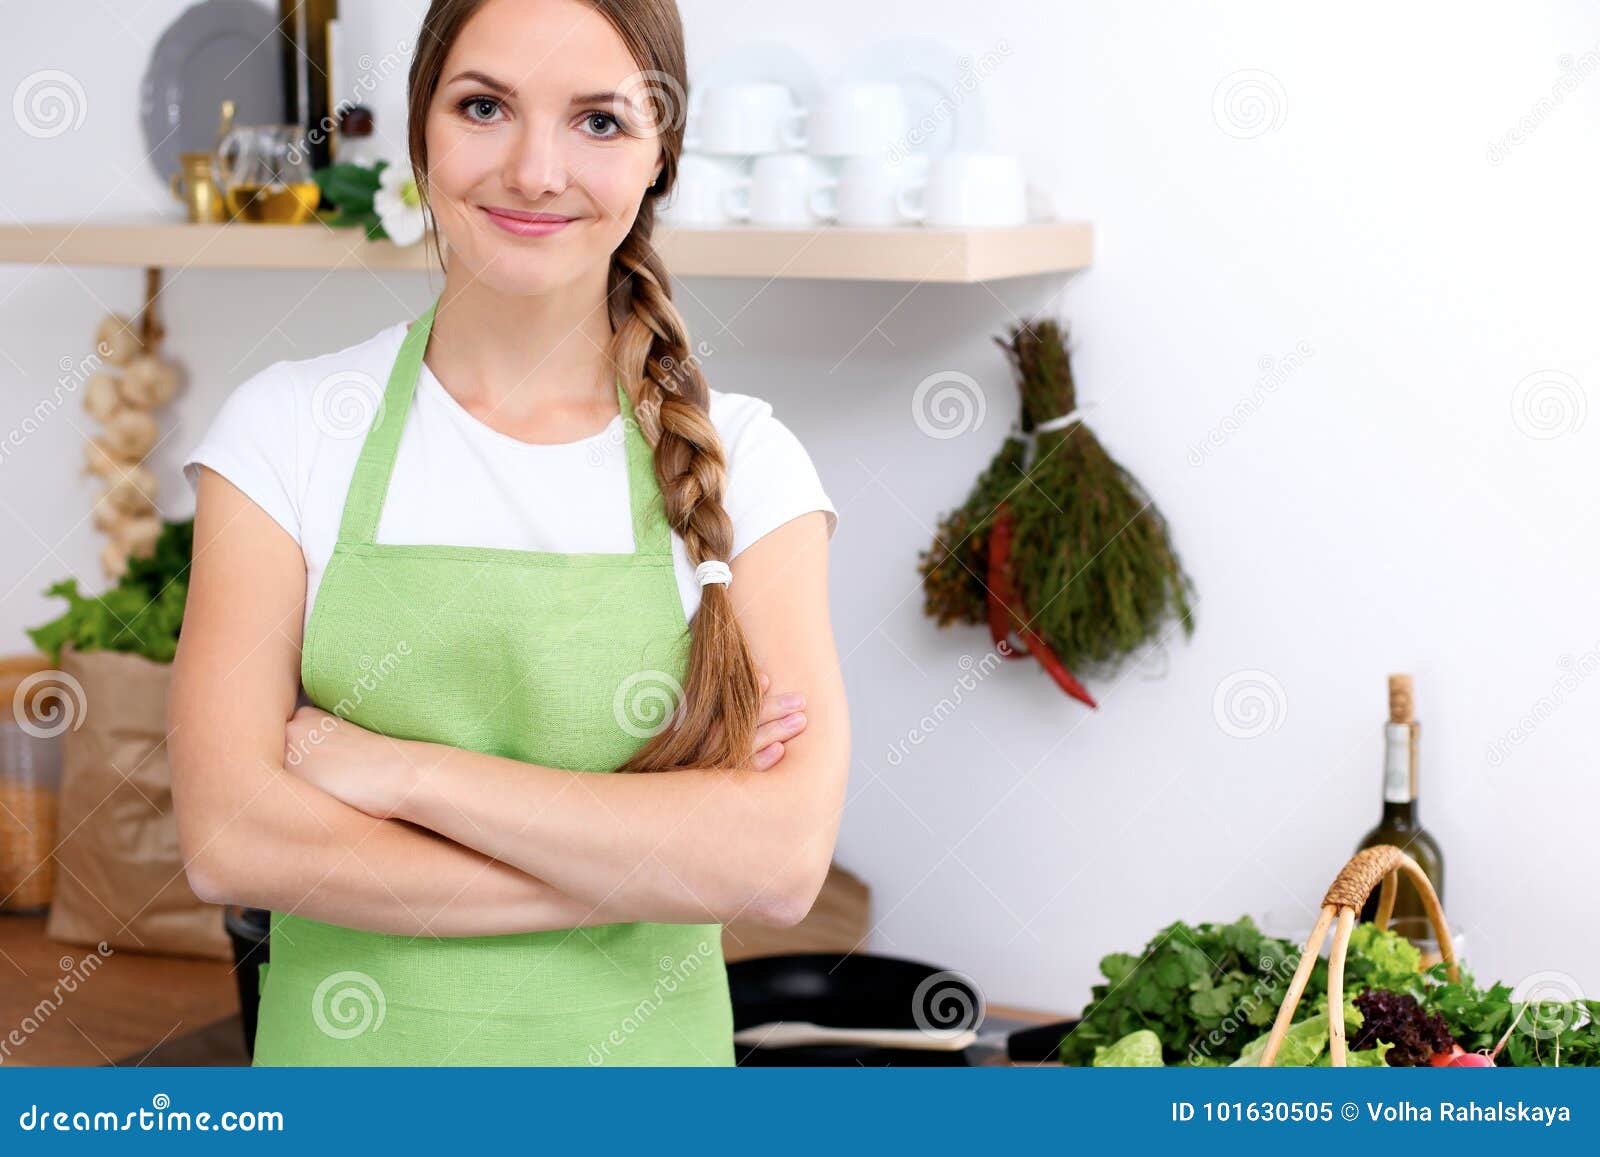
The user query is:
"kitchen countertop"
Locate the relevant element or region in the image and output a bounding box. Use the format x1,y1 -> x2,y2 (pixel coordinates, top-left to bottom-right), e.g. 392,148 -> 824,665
0,913 -> 241,1066
0,913 -> 1067,1066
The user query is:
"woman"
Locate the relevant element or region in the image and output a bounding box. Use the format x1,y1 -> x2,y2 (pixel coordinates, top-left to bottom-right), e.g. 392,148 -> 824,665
168,0 -> 848,1066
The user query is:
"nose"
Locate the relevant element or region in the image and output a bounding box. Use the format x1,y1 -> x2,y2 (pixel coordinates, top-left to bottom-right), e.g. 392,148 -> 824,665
502,116 -> 569,202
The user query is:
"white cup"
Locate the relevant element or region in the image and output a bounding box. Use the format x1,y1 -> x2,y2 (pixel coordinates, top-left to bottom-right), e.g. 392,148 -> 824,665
806,82 -> 909,158
810,154 -> 927,227
727,153 -> 835,227
659,154 -> 749,226
896,152 -> 1027,227
687,82 -> 807,155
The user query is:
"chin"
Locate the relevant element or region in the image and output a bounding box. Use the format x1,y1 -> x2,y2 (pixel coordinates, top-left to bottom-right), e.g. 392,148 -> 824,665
445,244 -> 580,296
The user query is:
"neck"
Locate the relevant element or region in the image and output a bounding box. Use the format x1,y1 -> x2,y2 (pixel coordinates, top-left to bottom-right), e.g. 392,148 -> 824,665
425,266 -> 618,423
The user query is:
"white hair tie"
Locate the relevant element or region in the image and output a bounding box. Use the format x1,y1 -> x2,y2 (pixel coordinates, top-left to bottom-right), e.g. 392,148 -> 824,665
695,559 -> 732,589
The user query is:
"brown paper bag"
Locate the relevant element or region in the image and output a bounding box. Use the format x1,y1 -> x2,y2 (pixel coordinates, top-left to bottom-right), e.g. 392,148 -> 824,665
44,644 -> 230,960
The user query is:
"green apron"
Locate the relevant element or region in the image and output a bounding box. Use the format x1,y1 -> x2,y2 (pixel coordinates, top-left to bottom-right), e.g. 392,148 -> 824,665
251,296 -> 734,1066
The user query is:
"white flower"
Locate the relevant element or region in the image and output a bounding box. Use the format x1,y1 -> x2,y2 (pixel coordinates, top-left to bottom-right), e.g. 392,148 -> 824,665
374,163 -> 426,246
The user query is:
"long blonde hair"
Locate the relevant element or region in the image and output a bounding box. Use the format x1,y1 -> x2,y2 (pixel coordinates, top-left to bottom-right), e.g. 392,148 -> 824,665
406,0 -> 759,773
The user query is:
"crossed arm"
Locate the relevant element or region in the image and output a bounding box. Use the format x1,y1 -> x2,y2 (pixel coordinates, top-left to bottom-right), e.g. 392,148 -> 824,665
169,467 -> 848,937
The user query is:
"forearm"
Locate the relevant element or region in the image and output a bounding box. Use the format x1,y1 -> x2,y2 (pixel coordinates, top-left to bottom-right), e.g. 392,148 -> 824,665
190,758 -> 646,936
392,742 -> 806,925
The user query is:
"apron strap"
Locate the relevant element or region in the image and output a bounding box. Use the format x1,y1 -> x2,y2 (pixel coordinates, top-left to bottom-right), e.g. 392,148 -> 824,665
336,296 -> 677,560
334,297 -> 437,546
618,375 -> 675,559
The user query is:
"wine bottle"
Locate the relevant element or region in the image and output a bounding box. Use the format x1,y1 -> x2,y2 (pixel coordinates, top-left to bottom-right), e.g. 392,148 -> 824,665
1355,675 -> 1446,961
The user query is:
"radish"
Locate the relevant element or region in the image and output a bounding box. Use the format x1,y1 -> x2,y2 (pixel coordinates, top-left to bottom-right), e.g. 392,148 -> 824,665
1430,1044 -> 1465,1067
1443,1001 -> 1533,1067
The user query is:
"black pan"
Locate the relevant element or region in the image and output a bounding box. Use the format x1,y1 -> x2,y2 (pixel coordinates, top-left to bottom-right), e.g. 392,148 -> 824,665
727,952 -> 1077,1066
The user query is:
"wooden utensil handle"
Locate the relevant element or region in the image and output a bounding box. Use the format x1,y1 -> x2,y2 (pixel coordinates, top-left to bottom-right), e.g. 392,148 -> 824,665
733,1021 -> 977,1051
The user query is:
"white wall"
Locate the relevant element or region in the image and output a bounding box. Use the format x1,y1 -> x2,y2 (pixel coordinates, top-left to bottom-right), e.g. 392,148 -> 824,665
2,0 -> 1597,1015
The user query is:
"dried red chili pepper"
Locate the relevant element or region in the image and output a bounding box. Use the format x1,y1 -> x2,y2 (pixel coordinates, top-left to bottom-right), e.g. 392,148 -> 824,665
986,504 -> 1098,709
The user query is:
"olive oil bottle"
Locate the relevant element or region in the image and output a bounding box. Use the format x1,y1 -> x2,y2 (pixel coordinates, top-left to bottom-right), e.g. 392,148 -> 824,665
1355,675 -> 1446,957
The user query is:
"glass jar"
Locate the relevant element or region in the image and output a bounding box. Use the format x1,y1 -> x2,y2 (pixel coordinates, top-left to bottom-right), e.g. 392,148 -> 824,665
0,662 -> 65,913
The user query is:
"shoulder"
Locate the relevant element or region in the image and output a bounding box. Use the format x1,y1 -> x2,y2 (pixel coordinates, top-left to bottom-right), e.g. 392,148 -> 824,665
247,318 -> 407,413
706,386 -> 775,441
704,387 -> 838,557
293,317 -> 410,390
181,318 -> 409,537
705,387 -> 806,475
191,319 -> 407,446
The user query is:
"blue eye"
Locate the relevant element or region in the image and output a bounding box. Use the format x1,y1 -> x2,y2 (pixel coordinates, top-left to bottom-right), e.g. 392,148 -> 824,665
584,112 -> 623,139
457,96 -> 503,124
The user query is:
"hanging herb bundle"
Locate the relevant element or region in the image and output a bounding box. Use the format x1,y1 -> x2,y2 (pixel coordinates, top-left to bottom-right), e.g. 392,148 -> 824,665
916,431 -> 1028,627
916,317 -> 1197,707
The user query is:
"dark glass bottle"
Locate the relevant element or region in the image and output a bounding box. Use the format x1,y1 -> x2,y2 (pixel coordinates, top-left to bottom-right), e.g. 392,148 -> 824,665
1356,675 -> 1445,958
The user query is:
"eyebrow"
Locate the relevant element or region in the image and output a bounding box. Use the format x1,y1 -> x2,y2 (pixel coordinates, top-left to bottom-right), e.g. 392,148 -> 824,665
444,71 -> 625,107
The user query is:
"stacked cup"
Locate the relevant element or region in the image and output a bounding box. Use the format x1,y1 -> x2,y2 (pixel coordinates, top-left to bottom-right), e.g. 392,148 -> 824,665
663,78 -> 1030,230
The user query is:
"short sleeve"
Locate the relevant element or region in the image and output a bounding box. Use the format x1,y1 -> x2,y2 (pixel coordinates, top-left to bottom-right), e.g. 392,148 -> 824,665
181,361 -> 302,544
720,395 -> 838,560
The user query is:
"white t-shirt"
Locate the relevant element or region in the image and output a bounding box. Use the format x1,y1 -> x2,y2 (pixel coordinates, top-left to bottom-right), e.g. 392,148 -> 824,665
181,317 -> 838,637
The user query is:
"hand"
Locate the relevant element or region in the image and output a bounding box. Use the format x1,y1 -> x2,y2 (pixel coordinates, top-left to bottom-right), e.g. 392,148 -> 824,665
282,705 -> 411,819
746,671 -> 808,770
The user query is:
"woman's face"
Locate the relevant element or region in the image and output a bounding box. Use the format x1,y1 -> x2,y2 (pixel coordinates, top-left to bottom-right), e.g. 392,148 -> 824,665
423,0 -> 664,295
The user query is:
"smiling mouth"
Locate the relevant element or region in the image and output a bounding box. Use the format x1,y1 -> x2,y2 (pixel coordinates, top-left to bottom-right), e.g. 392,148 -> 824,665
481,206 -> 576,236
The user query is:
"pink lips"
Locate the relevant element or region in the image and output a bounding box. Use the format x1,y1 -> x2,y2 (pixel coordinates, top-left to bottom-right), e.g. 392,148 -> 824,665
481,206 -> 574,237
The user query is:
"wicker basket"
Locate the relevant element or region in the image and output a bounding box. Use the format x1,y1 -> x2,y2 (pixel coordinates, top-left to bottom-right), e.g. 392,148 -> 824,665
1258,844 -> 1459,1066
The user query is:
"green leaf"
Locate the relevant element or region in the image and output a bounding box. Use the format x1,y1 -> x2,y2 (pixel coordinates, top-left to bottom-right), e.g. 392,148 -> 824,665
1169,941 -> 1211,976
25,521 -> 192,664
1312,1039 -> 1394,1067
1093,1030 -> 1165,1067
1155,954 -> 1189,988
1189,983 -> 1238,1020
1099,953 -> 1139,986
1231,996 -> 1361,1067
1133,984 -> 1165,1013
313,161 -> 381,203
1345,922 -> 1423,994
1245,999 -> 1280,1028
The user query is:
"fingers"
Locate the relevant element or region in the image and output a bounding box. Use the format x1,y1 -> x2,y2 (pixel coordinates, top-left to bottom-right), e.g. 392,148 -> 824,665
751,707 -> 806,760
756,676 -> 806,727
746,671 -> 807,771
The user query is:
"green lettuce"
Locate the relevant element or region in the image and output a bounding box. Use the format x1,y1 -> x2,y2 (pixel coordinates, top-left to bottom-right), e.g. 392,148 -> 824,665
27,518 -> 193,665
1092,1029 -> 1164,1067
1344,922 -> 1425,996
1230,995 -> 1391,1067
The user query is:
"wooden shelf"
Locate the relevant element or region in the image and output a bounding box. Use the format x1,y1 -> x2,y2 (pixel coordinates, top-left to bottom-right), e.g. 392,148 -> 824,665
0,218 -> 1092,283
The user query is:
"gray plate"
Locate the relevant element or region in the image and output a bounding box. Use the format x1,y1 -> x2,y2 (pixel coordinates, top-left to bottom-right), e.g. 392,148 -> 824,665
140,0 -> 286,183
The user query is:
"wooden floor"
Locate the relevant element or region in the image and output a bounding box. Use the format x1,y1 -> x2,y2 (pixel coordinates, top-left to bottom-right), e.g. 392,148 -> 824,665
0,913 -> 247,1066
